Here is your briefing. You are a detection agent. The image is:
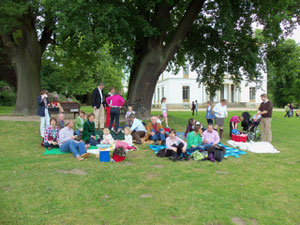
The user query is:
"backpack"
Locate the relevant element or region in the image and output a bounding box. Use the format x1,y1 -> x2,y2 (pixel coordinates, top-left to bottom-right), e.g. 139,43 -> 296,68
191,151 -> 205,161
156,148 -> 166,157
213,145 -> 226,162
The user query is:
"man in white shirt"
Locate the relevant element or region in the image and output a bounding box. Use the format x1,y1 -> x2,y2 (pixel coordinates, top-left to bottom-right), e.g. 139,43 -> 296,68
213,99 -> 228,139
129,115 -> 146,144
92,82 -> 105,129
59,120 -> 90,161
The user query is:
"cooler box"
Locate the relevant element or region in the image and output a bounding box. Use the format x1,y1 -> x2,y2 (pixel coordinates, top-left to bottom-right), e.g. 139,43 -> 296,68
99,150 -> 111,162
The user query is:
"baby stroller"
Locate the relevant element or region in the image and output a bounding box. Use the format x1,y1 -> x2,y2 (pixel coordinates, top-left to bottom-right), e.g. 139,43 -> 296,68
241,112 -> 261,141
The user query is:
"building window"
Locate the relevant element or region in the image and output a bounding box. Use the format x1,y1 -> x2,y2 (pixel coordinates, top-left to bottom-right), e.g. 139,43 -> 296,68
182,86 -> 190,102
162,86 -> 164,99
183,64 -> 189,78
249,87 -> 256,102
157,87 -> 160,103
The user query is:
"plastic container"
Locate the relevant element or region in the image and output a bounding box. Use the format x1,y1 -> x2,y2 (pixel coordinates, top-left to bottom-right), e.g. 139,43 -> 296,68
232,134 -> 248,142
99,150 -> 111,162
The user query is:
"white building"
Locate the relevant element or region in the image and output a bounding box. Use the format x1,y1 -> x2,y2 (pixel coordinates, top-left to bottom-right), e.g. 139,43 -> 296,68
152,64 -> 267,109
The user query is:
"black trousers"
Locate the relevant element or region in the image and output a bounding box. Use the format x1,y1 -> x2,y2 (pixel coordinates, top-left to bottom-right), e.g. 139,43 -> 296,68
165,143 -> 184,158
43,141 -> 59,148
207,119 -> 213,124
229,122 -> 233,137
109,107 -> 120,132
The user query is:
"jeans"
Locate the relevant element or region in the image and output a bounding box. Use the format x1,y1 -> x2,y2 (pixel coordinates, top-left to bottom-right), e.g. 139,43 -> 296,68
149,129 -> 166,142
60,140 -> 86,158
196,108 -> 198,116
187,144 -> 212,154
109,107 -> 120,132
74,129 -> 81,136
40,108 -> 50,137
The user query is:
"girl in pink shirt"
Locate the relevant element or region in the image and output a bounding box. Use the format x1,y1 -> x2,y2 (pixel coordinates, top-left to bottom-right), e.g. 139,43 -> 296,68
105,90 -> 125,133
230,115 -> 243,137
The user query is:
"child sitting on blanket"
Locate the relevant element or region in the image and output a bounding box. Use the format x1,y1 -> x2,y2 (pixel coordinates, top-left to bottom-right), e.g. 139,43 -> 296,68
115,127 -> 137,150
101,128 -> 114,144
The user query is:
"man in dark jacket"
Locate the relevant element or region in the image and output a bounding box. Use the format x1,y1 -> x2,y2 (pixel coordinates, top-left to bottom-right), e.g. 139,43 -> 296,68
92,82 -> 105,129
254,93 -> 273,143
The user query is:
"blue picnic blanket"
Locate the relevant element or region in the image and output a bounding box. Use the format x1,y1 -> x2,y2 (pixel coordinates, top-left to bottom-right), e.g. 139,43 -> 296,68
218,143 -> 247,158
176,132 -> 185,139
149,143 -> 246,158
149,144 -> 166,153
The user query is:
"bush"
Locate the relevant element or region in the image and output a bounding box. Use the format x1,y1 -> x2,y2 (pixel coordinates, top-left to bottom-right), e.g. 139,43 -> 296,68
0,81 -> 16,106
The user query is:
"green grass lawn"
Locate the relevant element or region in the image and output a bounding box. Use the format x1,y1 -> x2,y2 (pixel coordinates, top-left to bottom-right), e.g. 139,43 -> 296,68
0,111 -> 300,225
0,106 -> 14,115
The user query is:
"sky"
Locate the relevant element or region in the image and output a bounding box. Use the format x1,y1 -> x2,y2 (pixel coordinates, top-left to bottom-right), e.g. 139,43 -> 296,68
288,26 -> 300,43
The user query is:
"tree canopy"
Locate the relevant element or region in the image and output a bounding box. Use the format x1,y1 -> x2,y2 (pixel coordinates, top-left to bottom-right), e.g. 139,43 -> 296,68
0,0 -> 299,115
266,39 -> 300,107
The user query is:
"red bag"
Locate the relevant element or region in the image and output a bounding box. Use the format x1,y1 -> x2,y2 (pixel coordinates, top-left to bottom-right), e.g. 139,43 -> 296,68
112,155 -> 125,162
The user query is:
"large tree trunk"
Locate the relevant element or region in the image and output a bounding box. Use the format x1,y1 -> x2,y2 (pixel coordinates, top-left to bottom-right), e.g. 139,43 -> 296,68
127,47 -> 166,114
127,0 -> 205,115
13,46 -> 41,115
1,13 -> 52,115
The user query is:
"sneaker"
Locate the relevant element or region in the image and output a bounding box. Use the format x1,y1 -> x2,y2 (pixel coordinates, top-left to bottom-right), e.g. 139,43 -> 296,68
169,156 -> 177,162
80,153 -> 90,159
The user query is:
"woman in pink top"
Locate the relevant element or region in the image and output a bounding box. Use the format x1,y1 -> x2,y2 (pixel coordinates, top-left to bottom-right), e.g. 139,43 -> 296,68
165,129 -> 189,161
229,115 -> 244,137
106,90 -> 125,133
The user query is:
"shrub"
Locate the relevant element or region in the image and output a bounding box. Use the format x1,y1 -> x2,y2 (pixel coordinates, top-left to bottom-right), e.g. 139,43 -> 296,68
0,81 -> 16,106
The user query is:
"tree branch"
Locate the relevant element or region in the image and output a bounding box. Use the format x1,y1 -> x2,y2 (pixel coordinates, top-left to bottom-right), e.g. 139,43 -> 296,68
0,33 -> 17,62
164,0 -> 205,61
39,25 -> 53,53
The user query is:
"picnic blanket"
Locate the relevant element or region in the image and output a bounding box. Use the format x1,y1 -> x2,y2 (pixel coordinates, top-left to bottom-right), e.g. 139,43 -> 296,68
44,145 -> 101,155
227,140 -> 280,153
176,132 -> 185,139
218,143 -> 247,158
43,148 -> 69,155
149,143 -> 246,158
149,144 -> 166,153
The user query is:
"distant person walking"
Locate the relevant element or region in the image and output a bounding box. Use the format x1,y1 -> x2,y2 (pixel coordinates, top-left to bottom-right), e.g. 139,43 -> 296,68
92,82 -> 105,129
284,104 -> 290,118
213,99 -> 228,139
192,101 -> 196,116
195,100 -> 199,116
254,93 -> 273,143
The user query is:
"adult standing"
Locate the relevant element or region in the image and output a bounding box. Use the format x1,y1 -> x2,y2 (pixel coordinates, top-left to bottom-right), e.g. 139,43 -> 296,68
284,104 -> 290,118
106,90 -> 125,133
213,99 -> 228,139
92,82 -> 105,129
37,90 -> 50,137
105,87 -> 115,128
129,115 -> 146,144
191,101 -> 195,115
195,100 -> 199,116
254,93 -> 273,143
